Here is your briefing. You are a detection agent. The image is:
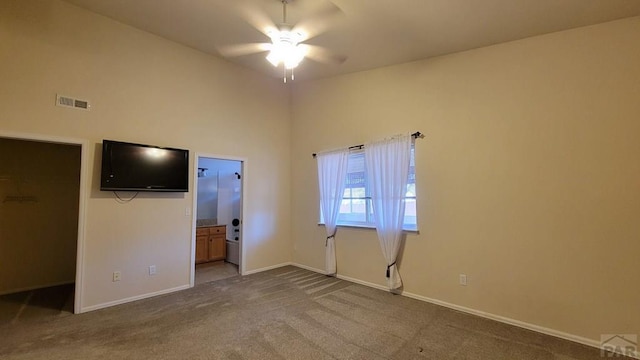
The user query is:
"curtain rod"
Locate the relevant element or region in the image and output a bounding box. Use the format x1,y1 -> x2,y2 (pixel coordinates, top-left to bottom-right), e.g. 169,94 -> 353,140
312,131 -> 424,158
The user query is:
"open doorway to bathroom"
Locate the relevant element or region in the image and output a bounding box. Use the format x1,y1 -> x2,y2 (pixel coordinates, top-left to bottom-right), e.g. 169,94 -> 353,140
193,156 -> 243,285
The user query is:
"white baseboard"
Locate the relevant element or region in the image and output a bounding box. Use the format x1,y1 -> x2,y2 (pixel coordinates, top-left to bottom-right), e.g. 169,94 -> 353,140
400,291 -> 592,353
79,284 -> 190,313
334,273 -> 388,291
242,262 -> 293,275
81,262 -> 296,313
402,291 -> 639,359
291,262 -> 327,275
0,280 -> 75,296
290,264 -> 639,360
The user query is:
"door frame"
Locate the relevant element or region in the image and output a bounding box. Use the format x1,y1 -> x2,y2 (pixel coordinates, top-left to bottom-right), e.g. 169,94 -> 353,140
190,152 -> 247,287
0,130 -> 88,314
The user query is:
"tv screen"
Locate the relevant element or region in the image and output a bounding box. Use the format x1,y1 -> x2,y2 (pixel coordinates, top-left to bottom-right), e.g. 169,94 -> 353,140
100,140 -> 189,192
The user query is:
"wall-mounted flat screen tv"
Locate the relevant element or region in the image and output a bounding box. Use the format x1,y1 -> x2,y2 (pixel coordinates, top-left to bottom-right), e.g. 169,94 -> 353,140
100,140 -> 189,192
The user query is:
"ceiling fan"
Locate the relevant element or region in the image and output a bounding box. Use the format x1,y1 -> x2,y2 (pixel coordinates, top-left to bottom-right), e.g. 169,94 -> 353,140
218,0 -> 347,83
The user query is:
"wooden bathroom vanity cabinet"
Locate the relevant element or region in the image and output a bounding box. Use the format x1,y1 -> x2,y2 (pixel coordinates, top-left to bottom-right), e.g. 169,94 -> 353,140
195,225 -> 226,263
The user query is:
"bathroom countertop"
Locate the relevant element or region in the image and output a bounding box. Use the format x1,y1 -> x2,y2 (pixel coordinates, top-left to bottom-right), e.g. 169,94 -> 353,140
196,218 -> 219,227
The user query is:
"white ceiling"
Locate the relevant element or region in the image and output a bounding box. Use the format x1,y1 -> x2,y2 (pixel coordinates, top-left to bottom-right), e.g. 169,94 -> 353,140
63,0 -> 640,81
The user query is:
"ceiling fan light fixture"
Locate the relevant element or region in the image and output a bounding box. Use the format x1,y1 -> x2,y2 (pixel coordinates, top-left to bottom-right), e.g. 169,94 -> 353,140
266,30 -> 305,69
266,0 -> 307,82
266,48 -> 281,67
284,49 -> 304,69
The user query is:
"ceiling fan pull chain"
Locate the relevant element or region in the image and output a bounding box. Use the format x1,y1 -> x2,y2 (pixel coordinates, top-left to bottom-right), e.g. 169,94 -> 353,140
291,66 -> 295,81
283,66 -> 287,83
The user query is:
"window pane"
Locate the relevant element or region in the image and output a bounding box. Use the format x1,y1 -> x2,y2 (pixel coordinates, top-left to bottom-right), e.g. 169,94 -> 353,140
406,183 -> 416,197
351,187 -> 366,198
337,150 -> 368,225
352,199 -> 366,213
339,199 -> 351,214
337,198 -> 366,222
404,198 -> 417,226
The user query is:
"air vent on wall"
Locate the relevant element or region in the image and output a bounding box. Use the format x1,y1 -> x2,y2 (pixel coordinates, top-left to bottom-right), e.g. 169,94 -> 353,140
56,94 -> 91,111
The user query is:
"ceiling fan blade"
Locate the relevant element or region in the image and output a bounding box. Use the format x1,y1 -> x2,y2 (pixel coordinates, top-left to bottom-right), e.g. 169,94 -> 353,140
300,44 -> 347,65
236,2 -> 278,36
217,43 -> 271,57
292,1 -> 344,41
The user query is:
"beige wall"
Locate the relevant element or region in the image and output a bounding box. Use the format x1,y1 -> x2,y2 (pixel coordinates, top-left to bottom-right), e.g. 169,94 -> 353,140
291,17 -> 640,342
0,0 -> 292,309
0,138 -> 80,294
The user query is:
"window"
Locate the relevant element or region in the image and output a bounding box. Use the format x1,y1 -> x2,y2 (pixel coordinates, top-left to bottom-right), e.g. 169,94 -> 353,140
321,145 -> 417,231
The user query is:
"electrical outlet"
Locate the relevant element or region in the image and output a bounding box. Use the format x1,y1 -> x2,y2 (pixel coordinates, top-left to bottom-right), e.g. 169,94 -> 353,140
149,265 -> 156,275
459,274 -> 467,286
113,271 -> 121,282
185,207 -> 191,216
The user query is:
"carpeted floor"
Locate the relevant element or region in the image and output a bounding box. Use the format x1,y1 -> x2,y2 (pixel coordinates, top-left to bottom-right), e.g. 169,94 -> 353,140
195,261 -> 239,285
0,266 -> 628,359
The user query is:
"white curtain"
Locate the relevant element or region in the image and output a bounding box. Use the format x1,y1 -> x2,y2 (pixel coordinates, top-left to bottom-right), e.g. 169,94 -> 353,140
365,133 -> 412,290
316,149 -> 349,276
